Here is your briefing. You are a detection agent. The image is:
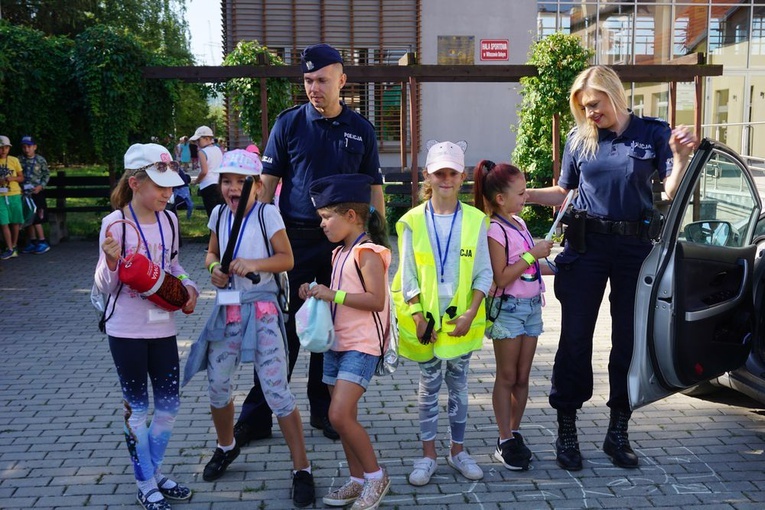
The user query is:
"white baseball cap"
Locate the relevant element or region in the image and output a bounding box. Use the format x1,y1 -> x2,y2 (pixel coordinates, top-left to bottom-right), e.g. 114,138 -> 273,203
214,149 -> 263,176
189,125 -> 214,141
0,135 -> 11,147
124,143 -> 184,187
425,141 -> 465,173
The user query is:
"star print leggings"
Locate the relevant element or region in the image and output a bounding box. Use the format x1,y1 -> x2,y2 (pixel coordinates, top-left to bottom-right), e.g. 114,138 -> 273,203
109,336 -> 181,482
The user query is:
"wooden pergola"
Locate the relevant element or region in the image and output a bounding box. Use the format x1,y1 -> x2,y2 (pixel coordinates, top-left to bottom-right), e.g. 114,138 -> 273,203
145,53 -> 722,206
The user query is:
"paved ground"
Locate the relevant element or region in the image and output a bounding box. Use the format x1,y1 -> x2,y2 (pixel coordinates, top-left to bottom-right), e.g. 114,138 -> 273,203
2,238 -> 765,509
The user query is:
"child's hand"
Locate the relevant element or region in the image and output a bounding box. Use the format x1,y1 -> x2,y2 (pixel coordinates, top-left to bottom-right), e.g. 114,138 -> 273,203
446,309 -> 477,337
530,240 -> 554,261
210,265 -> 229,288
102,231 -> 121,270
307,284 -> 334,302
182,287 -> 198,313
229,257 -> 258,277
298,283 -> 312,300
414,313 -> 437,344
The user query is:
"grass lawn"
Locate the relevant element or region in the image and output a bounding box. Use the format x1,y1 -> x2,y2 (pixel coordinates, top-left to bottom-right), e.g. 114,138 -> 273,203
51,165 -> 211,240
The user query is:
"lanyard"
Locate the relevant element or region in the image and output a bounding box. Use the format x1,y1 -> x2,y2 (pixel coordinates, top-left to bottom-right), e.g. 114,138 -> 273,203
226,203 -> 257,261
428,201 -> 460,283
128,203 -> 165,269
330,232 -> 367,321
492,213 -> 541,281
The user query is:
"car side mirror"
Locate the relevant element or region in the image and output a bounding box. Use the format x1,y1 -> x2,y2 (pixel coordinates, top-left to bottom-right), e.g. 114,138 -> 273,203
683,220 -> 734,247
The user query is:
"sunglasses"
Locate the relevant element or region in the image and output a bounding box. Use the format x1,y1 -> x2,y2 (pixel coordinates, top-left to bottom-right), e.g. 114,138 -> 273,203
135,161 -> 180,174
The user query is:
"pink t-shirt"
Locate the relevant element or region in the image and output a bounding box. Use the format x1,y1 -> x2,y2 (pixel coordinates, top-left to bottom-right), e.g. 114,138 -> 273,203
330,243 -> 392,356
487,216 -> 545,299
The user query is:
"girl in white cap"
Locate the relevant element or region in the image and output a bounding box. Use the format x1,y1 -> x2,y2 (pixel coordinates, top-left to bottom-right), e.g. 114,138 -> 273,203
94,143 -> 199,510
392,140 -> 493,486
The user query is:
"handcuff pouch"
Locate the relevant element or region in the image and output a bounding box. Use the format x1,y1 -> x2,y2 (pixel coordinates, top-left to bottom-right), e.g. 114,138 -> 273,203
561,206 -> 587,253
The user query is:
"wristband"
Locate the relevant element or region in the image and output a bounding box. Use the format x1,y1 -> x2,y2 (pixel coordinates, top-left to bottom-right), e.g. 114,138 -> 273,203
408,302 -> 423,315
177,274 -> 189,281
208,261 -> 221,274
521,252 -> 536,266
334,290 -> 347,304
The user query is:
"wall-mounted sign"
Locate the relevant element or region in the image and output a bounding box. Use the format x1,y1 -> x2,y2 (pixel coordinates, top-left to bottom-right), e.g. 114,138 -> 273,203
480,39 -> 509,61
438,36 -> 475,65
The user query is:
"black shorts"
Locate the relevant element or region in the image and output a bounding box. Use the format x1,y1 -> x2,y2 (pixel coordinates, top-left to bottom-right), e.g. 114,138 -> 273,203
30,190 -> 47,224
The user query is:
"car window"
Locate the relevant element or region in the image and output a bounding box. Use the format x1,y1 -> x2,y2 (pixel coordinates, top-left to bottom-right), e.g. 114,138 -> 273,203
677,150 -> 758,248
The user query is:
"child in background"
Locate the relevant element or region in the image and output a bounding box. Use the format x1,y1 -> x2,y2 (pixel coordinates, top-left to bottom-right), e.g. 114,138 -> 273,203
473,160 -> 553,471
392,141 -> 493,486
0,135 -> 24,259
182,149 -> 315,508
94,143 -> 198,510
19,136 -> 51,254
300,174 -> 391,510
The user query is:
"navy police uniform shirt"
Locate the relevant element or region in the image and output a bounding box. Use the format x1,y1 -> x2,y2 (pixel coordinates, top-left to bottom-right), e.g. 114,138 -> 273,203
559,114 -> 673,222
262,101 -> 383,225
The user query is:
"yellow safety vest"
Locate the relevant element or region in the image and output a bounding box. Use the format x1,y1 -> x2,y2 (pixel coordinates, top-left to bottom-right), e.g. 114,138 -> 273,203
392,202 -> 488,362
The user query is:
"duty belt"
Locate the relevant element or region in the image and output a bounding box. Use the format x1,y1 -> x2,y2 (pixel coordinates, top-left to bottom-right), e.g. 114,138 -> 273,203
585,217 -> 641,236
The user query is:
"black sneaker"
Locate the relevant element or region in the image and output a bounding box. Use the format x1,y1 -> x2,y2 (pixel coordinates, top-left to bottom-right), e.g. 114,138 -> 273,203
292,470 -> 316,508
202,444 -> 241,482
233,421 -> 272,447
310,415 -> 340,440
493,437 -> 530,471
513,431 -> 533,461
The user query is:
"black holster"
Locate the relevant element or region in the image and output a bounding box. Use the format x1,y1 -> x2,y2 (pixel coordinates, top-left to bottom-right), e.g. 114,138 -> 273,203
561,206 -> 587,253
639,208 -> 665,243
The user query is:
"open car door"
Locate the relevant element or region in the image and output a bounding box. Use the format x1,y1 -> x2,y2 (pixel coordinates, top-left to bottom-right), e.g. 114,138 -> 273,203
628,138 -> 761,410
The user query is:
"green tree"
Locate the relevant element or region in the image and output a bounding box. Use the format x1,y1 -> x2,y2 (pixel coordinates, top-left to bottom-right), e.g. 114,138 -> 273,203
73,26 -> 148,173
513,33 -> 593,235
219,41 -> 295,147
0,21 -> 73,161
2,0 -> 191,60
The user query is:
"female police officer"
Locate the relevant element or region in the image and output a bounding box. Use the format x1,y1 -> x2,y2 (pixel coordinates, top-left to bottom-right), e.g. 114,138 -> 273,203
526,65 -> 697,471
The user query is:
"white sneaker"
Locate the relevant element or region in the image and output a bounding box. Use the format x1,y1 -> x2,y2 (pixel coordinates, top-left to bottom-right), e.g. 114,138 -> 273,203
447,451 -> 484,480
408,457 -> 437,486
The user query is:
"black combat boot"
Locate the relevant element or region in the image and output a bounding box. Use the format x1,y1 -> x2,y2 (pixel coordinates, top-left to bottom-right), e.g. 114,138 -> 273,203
603,408 -> 639,468
555,410 -> 583,471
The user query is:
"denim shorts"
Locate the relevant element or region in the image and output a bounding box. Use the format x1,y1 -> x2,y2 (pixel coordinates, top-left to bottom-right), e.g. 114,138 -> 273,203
487,295 -> 543,340
323,349 -> 380,390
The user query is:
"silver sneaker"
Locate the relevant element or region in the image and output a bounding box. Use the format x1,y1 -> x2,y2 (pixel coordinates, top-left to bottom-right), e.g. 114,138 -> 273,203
322,478 -> 363,507
351,468 -> 390,510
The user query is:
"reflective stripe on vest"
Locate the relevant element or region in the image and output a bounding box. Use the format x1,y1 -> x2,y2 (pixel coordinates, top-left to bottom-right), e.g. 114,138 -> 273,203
392,202 -> 488,362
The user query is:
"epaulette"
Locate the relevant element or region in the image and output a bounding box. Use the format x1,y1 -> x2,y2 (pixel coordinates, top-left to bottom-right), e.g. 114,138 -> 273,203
353,110 -> 376,129
640,115 -> 670,127
275,104 -> 301,119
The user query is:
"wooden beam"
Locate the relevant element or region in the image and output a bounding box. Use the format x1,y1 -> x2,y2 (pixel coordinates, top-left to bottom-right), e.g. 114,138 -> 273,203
144,63 -> 722,84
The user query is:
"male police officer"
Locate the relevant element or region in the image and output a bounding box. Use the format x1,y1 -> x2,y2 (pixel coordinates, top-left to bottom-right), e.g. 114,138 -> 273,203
234,43 -> 385,443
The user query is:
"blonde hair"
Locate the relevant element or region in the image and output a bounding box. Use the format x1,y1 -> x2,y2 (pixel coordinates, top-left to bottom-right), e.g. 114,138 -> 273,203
568,65 -> 629,160
110,168 -> 149,209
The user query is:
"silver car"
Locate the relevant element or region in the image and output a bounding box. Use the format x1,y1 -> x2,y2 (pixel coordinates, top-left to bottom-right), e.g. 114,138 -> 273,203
629,138 -> 765,409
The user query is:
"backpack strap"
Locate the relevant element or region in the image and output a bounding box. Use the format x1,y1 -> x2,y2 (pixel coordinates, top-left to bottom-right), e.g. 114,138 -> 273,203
352,243 -> 386,356
99,210 -> 126,333
163,209 -> 178,261
258,203 -> 288,309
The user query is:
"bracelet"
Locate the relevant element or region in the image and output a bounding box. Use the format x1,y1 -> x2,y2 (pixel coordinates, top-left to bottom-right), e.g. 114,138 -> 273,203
521,252 -> 536,266
334,290 -> 347,304
208,261 -> 221,274
177,274 -> 189,281
408,302 -> 423,315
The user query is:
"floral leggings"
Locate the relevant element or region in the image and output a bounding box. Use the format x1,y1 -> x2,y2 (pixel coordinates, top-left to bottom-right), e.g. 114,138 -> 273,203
417,353 -> 472,443
206,301 -> 296,417
109,336 -> 180,482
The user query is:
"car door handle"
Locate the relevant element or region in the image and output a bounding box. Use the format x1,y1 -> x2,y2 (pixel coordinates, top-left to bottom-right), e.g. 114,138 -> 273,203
685,258 -> 749,322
